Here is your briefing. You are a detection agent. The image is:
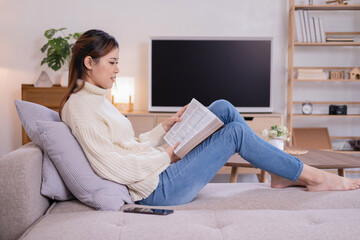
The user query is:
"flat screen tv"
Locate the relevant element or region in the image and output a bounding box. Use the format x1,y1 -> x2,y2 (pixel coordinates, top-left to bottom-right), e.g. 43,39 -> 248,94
149,37 -> 273,112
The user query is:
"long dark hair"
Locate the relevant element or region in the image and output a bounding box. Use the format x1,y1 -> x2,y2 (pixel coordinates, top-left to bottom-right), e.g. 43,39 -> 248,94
59,29 -> 119,117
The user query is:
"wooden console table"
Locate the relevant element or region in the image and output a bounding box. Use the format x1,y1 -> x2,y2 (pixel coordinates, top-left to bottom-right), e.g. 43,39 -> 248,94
225,149 -> 360,183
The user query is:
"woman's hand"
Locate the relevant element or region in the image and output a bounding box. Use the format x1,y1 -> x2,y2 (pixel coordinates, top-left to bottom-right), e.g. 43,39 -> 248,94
166,142 -> 181,164
162,105 -> 188,132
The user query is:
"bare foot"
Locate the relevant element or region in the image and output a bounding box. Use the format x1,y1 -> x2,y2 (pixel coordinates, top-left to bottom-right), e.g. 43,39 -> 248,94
297,164 -> 360,191
306,170 -> 360,192
270,174 -> 306,189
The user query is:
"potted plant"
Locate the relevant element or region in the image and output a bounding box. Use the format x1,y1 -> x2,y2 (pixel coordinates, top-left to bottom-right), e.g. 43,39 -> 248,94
261,125 -> 291,151
40,28 -> 81,87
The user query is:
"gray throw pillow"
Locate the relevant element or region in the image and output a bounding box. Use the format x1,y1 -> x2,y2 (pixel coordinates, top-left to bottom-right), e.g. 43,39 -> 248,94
15,100 -> 73,200
36,120 -> 133,211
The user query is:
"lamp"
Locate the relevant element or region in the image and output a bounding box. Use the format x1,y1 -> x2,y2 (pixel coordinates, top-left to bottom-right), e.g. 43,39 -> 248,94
111,77 -> 134,112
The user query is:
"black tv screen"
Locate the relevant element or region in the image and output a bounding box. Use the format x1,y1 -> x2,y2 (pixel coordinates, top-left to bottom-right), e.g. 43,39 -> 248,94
149,37 -> 272,112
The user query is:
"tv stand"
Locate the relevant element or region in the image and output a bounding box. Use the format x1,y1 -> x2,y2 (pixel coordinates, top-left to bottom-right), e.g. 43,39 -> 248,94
121,111 -> 283,182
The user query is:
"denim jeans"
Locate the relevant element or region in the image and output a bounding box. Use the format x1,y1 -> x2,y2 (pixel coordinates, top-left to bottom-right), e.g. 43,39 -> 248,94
137,100 -> 304,206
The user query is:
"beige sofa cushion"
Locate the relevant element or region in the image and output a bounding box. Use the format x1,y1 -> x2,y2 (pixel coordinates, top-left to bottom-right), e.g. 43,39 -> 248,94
0,143 -> 50,240
20,183 -> 360,240
19,208 -> 360,240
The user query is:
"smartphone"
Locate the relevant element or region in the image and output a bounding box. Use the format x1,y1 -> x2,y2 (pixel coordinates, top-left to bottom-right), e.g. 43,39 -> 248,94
123,207 -> 174,215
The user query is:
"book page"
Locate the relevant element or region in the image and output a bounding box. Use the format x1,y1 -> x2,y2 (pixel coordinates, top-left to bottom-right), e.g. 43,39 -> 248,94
163,98 -> 223,158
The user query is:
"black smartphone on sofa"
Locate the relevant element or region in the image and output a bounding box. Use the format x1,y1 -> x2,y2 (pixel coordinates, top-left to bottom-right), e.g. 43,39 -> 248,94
123,207 -> 174,215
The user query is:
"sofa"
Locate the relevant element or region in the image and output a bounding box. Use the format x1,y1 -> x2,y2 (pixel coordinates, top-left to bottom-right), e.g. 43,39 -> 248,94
1,143 -> 360,240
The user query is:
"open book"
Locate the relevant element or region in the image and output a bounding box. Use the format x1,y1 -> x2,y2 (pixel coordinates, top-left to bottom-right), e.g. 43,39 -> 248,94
163,98 -> 224,158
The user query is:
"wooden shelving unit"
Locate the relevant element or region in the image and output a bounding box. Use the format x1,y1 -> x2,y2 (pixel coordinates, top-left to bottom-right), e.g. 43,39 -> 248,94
287,0 -> 360,153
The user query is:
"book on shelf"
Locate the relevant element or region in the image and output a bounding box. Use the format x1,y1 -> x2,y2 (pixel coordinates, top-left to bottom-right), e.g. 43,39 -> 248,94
294,10 -> 307,42
163,98 -> 224,158
326,37 -> 354,42
298,68 -> 324,73
319,17 -> 326,43
309,17 -> 316,43
294,11 -> 326,43
313,17 -> 322,43
299,10 -> 308,42
297,75 -> 328,80
294,10 -> 303,42
303,11 -> 312,42
297,68 -> 328,80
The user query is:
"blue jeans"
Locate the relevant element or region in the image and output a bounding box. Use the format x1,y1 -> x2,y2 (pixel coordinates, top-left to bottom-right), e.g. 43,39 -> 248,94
137,100 -> 304,206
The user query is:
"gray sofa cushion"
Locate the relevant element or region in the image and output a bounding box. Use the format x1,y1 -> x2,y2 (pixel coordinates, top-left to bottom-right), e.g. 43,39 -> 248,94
36,120 -> 133,211
14,99 -> 73,201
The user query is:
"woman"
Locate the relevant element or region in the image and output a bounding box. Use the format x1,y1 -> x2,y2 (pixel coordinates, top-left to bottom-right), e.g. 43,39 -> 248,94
60,29 -> 360,206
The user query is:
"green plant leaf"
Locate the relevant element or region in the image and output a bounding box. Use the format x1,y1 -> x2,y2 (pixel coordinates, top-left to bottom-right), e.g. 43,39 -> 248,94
48,37 -> 68,51
60,47 -> 70,57
47,55 -> 62,71
73,32 -> 81,39
46,47 -> 56,57
40,58 -> 46,66
40,43 -> 49,53
44,29 -> 56,39
41,28 -> 78,71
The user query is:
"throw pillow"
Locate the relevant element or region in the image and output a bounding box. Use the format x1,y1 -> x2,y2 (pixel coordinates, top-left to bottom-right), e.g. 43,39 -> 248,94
36,120 -> 133,211
14,100 -> 73,200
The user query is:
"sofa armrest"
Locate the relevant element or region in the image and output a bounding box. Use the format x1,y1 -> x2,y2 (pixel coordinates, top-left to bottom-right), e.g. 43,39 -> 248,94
0,143 -> 50,240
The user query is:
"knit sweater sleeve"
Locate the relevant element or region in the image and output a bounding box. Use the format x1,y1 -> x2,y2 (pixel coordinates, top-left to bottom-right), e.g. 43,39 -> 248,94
72,125 -> 171,185
138,123 -> 166,147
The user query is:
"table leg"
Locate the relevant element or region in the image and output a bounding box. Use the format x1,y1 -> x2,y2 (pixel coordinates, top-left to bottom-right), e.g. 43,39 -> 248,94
337,168 -> 346,177
257,170 -> 268,183
230,167 -> 238,183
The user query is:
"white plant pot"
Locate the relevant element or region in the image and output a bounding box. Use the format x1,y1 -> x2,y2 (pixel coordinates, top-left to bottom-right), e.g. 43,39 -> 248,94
60,70 -> 69,87
268,138 -> 284,151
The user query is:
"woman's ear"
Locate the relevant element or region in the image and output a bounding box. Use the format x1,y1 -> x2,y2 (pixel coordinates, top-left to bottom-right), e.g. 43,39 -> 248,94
84,56 -> 93,70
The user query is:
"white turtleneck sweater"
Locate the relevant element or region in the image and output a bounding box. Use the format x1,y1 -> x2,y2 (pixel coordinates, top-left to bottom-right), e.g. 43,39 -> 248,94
61,80 -> 171,201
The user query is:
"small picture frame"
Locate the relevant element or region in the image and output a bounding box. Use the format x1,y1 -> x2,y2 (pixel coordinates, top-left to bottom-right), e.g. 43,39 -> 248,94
292,128 -> 333,150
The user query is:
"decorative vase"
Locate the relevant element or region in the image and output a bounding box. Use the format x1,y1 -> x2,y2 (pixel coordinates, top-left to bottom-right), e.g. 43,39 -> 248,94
268,138 -> 284,151
60,70 -> 69,87
34,71 -> 53,87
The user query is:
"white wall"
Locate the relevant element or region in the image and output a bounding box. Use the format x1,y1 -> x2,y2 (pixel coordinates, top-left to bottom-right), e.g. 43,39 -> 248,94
1,0 -> 359,157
